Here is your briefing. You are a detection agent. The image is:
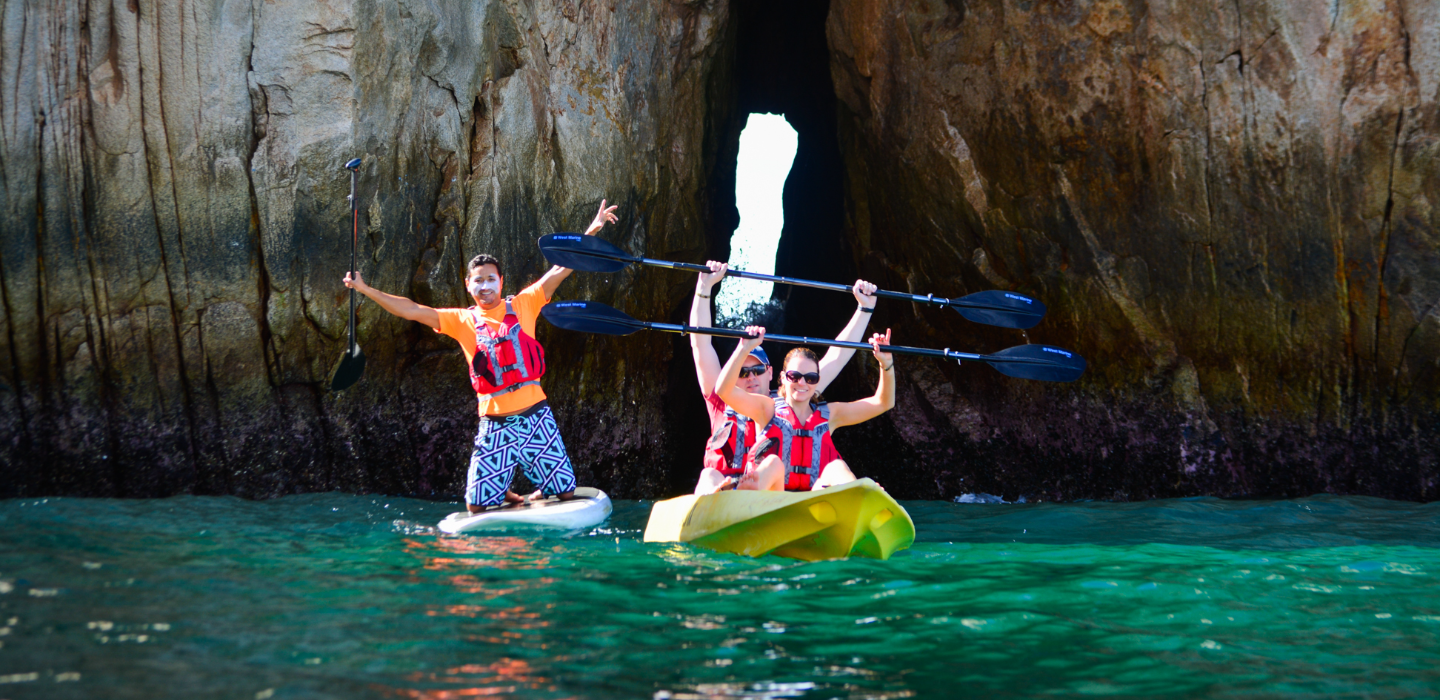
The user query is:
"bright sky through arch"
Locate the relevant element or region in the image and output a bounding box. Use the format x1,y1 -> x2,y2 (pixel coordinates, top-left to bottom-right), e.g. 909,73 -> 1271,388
716,113 -> 798,321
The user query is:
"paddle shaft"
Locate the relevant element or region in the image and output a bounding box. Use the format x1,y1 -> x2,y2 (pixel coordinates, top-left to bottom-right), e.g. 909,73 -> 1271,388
539,235 -> 1044,326
631,256 -> 995,310
638,319 -> 1058,367
347,169 -> 358,352
541,299 -> 1082,380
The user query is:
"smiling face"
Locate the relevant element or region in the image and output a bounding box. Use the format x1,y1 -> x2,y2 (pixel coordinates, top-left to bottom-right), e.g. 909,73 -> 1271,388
780,355 -> 820,403
466,264 -> 503,310
738,355 -> 772,395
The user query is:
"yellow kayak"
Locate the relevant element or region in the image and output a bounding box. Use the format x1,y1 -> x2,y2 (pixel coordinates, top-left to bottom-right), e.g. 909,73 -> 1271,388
642,478 -> 915,561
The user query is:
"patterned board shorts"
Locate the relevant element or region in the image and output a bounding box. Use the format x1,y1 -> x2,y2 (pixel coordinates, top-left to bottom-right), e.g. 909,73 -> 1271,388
466,401 -> 578,507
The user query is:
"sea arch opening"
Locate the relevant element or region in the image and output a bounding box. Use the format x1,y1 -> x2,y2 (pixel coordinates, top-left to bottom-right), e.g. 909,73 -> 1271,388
715,113 -> 798,323
718,0 -> 853,337
660,0 -> 853,494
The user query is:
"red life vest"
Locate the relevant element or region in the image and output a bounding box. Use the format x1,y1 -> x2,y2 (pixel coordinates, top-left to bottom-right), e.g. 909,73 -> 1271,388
754,396 -> 843,491
469,300 -> 545,399
704,392 -> 775,477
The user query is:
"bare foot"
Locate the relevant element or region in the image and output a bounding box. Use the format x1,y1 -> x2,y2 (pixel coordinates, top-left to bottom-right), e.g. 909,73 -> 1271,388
524,489 -> 579,502
697,477 -> 735,495
503,491 -> 525,505
736,473 -> 763,491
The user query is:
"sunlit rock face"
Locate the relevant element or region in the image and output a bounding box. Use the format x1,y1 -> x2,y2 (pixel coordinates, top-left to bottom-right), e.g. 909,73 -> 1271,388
2,0 -> 1436,502
824,0 -> 1440,499
0,0 -> 732,498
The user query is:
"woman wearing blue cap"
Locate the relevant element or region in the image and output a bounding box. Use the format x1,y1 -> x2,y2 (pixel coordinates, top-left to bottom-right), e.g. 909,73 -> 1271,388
688,261 -> 879,493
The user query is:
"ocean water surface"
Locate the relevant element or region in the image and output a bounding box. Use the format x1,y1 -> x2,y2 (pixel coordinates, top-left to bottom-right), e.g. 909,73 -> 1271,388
2,493 -> 1438,698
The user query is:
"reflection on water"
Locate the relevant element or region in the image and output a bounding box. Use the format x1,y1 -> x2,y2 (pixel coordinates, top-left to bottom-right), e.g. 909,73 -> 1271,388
410,534 -> 555,569
394,657 -> 555,699
0,494 -> 1438,698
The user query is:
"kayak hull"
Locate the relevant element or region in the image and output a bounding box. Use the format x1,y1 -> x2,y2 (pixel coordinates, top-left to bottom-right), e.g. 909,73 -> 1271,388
643,478 -> 914,561
438,487 -> 611,533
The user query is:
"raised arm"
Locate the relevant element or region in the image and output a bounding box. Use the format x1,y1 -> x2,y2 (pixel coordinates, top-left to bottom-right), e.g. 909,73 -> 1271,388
344,271 -> 440,329
715,326 -> 778,425
828,329 -> 896,430
815,279 -> 878,393
538,198 -> 620,299
690,261 -> 729,395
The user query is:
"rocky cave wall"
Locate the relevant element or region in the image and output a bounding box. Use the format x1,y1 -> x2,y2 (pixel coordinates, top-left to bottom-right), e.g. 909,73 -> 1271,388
0,0 -> 733,499
823,0 -> 1440,500
2,0 -> 1437,502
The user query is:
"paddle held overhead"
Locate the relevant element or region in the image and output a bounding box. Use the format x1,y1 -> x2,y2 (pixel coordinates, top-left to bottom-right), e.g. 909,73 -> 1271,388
541,300 -> 1085,383
537,233 -> 1045,329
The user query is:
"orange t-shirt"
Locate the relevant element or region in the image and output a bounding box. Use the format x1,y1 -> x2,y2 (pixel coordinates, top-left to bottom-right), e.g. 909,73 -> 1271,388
435,281 -> 550,416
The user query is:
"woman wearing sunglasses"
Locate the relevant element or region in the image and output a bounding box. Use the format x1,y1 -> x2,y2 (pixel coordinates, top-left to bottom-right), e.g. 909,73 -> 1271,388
714,326 -> 895,491
689,262 -> 879,494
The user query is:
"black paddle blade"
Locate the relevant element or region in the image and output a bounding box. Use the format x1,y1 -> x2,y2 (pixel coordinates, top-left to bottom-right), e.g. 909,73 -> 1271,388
541,300 -> 645,336
985,344 -> 1086,382
330,344 -> 366,391
538,233 -> 632,273
950,290 -> 1048,329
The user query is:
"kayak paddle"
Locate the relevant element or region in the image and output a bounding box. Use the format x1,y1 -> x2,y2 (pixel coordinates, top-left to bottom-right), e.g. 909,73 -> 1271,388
537,233 -> 1046,329
330,157 -> 366,391
541,300 -> 1085,382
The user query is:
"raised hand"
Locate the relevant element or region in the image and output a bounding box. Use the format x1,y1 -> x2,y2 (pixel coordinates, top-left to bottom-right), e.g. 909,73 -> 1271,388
343,270 -> 367,291
869,328 -> 893,369
741,325 -> 766,352
585,198 -> 620,235
852,279 -> 878,308
699,260 -> 728,291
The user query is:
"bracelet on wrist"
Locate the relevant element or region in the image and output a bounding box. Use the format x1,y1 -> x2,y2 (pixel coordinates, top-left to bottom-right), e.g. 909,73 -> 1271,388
697,292 -> 711,299
858,305 -> 875,313
882,362 -> 894,371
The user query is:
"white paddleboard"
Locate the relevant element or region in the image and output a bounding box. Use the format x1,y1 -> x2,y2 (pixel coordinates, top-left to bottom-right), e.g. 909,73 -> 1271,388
437,487 -> 612,534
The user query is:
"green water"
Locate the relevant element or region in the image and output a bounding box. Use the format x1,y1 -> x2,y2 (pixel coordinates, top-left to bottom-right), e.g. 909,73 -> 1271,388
2,494 -> 1438,699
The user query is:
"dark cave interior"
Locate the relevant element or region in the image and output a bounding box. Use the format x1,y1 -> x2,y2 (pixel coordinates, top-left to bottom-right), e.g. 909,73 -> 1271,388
725,0 -> 855,339
659,0 -> 869,495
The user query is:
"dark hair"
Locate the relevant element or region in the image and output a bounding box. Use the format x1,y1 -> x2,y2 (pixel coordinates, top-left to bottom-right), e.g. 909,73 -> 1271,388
468,254 -> 503,279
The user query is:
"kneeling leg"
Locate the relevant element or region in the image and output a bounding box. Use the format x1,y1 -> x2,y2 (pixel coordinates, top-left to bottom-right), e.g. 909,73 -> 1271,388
738,455 -> 786,491
811,459 -> 856,490
694,467 -> 735,495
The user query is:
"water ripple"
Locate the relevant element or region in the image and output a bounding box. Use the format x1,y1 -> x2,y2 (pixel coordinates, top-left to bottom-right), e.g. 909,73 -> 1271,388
1,494 -> 1437,698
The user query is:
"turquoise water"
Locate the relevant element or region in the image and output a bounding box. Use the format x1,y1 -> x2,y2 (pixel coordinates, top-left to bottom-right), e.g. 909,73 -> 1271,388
2,494 -> 1439,698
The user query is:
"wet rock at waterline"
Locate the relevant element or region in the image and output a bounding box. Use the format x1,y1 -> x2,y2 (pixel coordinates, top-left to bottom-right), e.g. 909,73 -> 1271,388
1,0 -> 1437,501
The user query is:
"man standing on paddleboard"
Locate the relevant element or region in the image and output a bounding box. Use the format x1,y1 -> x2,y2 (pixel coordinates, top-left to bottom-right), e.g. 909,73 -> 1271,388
689,261 -> 878,494
343,200 -> 619,512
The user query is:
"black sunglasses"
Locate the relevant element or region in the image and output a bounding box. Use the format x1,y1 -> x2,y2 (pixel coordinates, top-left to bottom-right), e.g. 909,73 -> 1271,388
738,365 -> 768,378
783,370 -> 821,385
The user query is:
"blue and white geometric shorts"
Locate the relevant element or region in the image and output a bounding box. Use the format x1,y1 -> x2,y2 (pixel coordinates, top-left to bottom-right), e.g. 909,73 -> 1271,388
466,401 -> 577,507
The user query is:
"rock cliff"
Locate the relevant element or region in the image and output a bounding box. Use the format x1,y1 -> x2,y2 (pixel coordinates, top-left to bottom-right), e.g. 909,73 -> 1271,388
1,0 -> 1436,501
823,0 -> 1440,499
1,0 -> 732,498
